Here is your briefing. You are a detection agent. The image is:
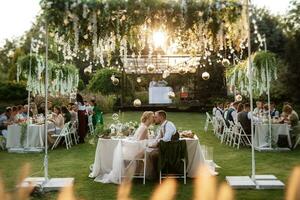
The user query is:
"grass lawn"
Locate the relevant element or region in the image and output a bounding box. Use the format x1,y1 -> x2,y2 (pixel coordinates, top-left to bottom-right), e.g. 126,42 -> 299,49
0,112 -> 299,200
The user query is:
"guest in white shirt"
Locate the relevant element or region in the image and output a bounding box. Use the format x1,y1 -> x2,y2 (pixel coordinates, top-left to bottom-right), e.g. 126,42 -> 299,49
226,102 -> 239,124
214,103 -> 224,119
253,101 -> 263,117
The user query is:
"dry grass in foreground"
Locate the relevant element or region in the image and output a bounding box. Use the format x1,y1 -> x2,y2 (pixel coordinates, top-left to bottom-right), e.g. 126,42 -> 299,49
0,165 -> 300,200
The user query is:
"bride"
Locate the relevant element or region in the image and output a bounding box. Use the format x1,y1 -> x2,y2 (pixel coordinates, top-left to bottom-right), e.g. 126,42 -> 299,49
94,111 -> 154,184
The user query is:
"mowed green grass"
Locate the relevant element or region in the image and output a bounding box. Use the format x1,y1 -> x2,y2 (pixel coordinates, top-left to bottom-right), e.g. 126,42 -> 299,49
0,112 -> 299,200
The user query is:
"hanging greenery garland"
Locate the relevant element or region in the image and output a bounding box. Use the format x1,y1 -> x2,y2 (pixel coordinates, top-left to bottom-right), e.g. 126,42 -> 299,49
17,55 -> 79,96
226,51 -> 279,97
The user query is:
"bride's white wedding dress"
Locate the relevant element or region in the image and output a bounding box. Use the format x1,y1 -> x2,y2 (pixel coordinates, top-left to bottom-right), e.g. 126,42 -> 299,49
94,124 -> 148,184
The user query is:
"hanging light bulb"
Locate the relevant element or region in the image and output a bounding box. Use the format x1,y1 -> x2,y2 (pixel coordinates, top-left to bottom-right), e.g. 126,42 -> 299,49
222,58 -> 230,66
235,94 -> 243,102
133,99 -> 142,107
178,67 -> 187,75
147,64 -> 155,73
84,65 -> 92,74
202,72 -> 210,80
112,77 -> 119,86
168,91 -> 175,99
136,77 -> 142,83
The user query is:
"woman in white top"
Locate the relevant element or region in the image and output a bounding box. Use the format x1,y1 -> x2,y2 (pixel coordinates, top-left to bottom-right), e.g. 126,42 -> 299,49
134,111 -> 154,140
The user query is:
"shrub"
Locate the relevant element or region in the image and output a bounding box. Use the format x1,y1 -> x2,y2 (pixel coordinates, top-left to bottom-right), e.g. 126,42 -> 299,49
82,92 -> 117,113
0,81 -> 27,101
88,68 -> 121,95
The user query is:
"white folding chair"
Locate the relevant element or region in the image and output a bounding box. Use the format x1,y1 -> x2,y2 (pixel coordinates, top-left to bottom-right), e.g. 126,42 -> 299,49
51,122 -> 71,150
294,135 -> 300,149
232,122 -> 252,149
204,112 -> 213,132
0,135 -> 6,150
69,121 -> 79,145
88,115 -> 94,135
159,141 -> 187,185
120,140 -> 147,184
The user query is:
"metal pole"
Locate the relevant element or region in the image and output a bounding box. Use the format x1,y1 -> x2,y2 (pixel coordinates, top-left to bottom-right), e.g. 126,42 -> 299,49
264,37 -> 272,149
44,21 -> 49,181
246,0 -> 256,180
27,41 -> 32,120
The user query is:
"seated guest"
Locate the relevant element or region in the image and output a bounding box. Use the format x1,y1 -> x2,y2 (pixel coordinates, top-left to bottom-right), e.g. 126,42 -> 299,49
270,102 -> 280,118
237,103 -> 244,113
61,106 -> 71,123
90,100 -> 103,127
282,105 -> 299,128
134,111 -> 154,140
223,102 -> 230,120
215,103 -> 224,119
50,106 -> 65,132
238,103 -> 252,136
15,105 -> 25,122
22,105 -> 33,118
226,101 -> 239,125
0,107 -> 12,138
253,101 -> 263,117
9,106 -> 18,123
263,104 -> 270,117
69,104 -> 78,122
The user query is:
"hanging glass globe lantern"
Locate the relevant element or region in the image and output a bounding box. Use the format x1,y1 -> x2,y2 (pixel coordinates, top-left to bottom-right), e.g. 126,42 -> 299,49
168,91 -> 175,99
136,77 -> 142,83
133,99 -> 142,107
178,67 -> 187,75
112,113 -> 119,121
147,64 -> 155,73
84,65 -> 92,74
112,77 -> 119,86
235,94 -> 243,102
202,72 -> 210,80
222,58 -> 230,66
162,70 -> 170,79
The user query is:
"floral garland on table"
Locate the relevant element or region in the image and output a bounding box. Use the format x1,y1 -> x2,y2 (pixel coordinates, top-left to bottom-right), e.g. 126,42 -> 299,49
20,122 -> 28,146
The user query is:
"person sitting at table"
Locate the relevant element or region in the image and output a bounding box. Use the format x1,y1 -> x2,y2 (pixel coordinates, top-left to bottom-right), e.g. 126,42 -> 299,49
214,103 -> 224,119
238,103 -> 252,136
253,101 -> 264,117
61,106 -> 71,123
50,106 -> 65,133
226,101 -> 239,125
223,102 -> 230,120
281,105 -> 299,128
9,106 -> 18,123
134,111 -> 154,140
22,105 -> 33,118
0,107 -> 12,138
270,102 -> 280,118
69,104 -> 78,122
237,103 -> 244,113
15,105 -> 26,122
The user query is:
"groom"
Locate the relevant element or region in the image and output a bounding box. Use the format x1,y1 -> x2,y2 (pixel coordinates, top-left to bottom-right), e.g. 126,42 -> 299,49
154,110 -> 178,142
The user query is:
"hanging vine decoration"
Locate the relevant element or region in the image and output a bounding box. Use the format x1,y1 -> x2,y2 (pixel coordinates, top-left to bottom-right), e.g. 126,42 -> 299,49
17,55 -> 79,96
226,51 -> 279,97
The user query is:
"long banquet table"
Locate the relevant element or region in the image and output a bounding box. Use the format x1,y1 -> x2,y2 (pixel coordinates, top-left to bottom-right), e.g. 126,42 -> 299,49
254,123 -> 292,149
6,123 -> 55,149
89,135 -> 206,181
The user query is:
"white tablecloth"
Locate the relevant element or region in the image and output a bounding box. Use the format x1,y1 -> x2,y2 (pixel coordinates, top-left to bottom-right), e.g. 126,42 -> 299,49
6,124 -> 49,149
149,87 -> 172,104
254,123 -> 292,148
89,136 -> 206,179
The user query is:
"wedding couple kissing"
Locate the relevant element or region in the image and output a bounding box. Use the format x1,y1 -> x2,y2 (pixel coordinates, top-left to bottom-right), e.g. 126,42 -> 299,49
96,110 -> 180,184
133,110 -> 179,144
